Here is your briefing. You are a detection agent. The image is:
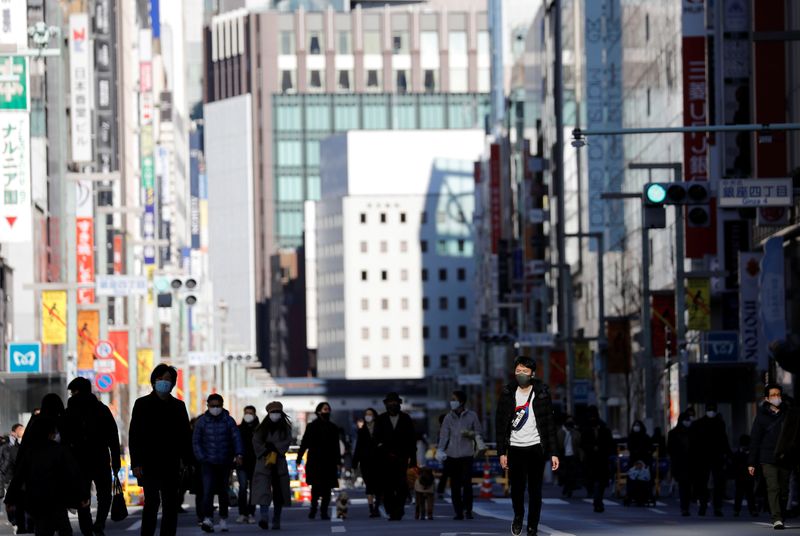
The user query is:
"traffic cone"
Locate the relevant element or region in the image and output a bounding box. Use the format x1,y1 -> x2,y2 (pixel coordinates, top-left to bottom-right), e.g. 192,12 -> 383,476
480,463 -> 493,499
298,463 -> 312,504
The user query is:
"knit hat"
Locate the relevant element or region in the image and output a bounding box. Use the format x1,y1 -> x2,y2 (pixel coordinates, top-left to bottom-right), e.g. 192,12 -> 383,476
384,392 -> 402,403
266,401 -> 283,413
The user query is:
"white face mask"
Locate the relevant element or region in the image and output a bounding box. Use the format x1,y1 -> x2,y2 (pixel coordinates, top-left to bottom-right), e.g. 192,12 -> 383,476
769,397 -> 782,407
364,415 -> 374,423
632,425 -> 641,433
681,420 -> 692,428
450,400 -> 461,411
269,412 -> 282,423
706,411 -> 716,418
243,414 -> 256,424
209,407 -> 223,417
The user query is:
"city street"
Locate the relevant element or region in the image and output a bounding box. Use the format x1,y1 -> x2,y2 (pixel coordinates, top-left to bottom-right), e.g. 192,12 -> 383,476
0,488 -> 779,536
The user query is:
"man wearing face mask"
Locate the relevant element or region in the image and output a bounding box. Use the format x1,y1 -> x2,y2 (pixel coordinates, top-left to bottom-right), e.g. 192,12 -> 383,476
668,410 -> 695,516
298,402 -> 342,520
236,406 -> 259,524
193,394 -> 244,533
496,356 -> 558,536
690,402 -> 731,517
129,364 -> 193,536
437,390 -> 483,520
374,392 -> 416,521
555,416 -> 581,499
748,384 -> 793,530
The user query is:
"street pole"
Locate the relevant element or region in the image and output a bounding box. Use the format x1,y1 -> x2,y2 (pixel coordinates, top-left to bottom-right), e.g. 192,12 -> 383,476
640,203 -> 654,427
596,232 -> 608,421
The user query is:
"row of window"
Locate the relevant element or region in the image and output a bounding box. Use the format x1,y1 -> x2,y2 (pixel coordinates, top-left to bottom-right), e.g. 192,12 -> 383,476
360,268 -> 468,282
359,296 -> 468,311
279,30 -> 489,58
424,354 -> 469,369
358,211 -> 465,225
280,68 -> 490,94
362,354 -> 412,369
360,325 -> 469,340
359,239 -> 470,258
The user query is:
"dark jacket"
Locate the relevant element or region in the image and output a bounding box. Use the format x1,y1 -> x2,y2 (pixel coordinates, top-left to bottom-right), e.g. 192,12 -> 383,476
238,419 -> 260,472
193,409 -> 243,465
0,438 -> 20,486
627,423 -> 653,465
495,380 -> 557,457
580,419 -> 616,481
352,424 -> 380,487
298,417 -> 342,488
374,412 -> 416,468
129,392 -> 192,479
774,405 -> 800,464
667,423 -> 692,481
691,413 -> 731,466
749,402 -> 787,467
65,392 -> 121,471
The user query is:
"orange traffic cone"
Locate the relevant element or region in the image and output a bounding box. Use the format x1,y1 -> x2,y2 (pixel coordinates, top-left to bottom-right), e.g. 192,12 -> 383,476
480,463 -> 493,499
296,463 -> 312,504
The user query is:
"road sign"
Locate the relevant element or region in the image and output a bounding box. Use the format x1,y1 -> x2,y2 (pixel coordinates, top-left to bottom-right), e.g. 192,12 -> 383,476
95,373 -> 114,393
573,380 -> 590,404
517,332 -> 555,348
8,342 -> 41,373
77,369 -> 96,382
457,374 -> 483,386
719,178 -> 792,208
94,358 -> 115,374
94,340 -> 115,359
707,331 -> 739,363
96,275 -> 149,297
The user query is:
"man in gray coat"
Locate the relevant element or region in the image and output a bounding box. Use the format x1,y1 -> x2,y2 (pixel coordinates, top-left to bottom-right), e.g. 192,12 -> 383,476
437,390 -> 483,520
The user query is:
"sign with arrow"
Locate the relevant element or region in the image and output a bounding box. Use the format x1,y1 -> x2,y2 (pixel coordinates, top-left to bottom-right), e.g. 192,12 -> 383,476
0,112 -> 31,242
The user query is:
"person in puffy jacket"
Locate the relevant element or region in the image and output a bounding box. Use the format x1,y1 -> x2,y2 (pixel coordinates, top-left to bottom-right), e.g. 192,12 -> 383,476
193,394 -> 244,533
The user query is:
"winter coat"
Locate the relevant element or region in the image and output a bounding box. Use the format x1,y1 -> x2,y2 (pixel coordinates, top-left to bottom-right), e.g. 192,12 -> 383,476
749,402 -> 788,467
495,380 -> 557,457
298,417 -> 341,489
250,423 -> 292,507
65,392 -> 121,472
193,409 -> 244,465
667,423 -> 692,481
438,409 -> 483,459
627,429 -> 653,466
129,392 -> 192,480
580,419 -> 616,482
774,405 -> 800,465
691,414 -> 731,466
556,426 -> 583,460
4,440 -> 87,517
374,412 -> 416,471
0,439 -> 20,486
352,424 -> 379,489
238,419 -> 260,472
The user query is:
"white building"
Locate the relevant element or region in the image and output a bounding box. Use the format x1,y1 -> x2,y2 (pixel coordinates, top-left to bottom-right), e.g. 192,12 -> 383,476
311,130 -> 485,379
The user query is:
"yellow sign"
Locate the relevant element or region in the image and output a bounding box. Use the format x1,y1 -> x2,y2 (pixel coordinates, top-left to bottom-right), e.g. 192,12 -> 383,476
77,309 -> 99,370
575,340 -> 592,380
137,349 -> 154,387
41,290 -> 67,345
189,373 -> 198,415
686,278 -> 711,331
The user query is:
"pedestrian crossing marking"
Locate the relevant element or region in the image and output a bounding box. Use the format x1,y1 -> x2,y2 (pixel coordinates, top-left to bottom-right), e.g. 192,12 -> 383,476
647,508 -> 667,515
331,525 -> 347,533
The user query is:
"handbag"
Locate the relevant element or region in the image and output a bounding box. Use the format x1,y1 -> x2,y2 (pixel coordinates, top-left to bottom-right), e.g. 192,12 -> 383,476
473,433 -> 488,458
264,452 -> 278,466
110,475 -> 128,522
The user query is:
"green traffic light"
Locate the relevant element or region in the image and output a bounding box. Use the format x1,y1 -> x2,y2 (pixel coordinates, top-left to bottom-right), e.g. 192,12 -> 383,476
645,183 -> 667,204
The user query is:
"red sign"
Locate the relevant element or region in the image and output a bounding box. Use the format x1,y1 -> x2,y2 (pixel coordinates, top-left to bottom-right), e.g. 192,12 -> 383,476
76,217 -> 95,304
113,234 -> 123,275
109,331 -> 129,385
489,144 -> 501,255
95,373 -> 114,393
607,318 -> 632,373
176,368 -> 185,401
651,292 -> 677,358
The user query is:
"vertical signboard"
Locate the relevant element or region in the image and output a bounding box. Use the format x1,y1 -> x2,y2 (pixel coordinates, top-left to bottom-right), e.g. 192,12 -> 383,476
77,309 -> 100,371
41,290 -> 67,345
93,0 -> 119,172
137,348 -> 153,387
69,13 -> 93,163
76,178 -> 95,304
0,112 -> 31,242
156,144 -> 171,264
108,330 -> 129,385
681,0 -> 715,257
760,237 -> 786,348
739,252 -> 766,369
686,278 -> 711,331
651,292 -> 676,357
606,318 -> 631,373
139,29 -> 156,265
0,56 -> 28,111
489,144 -> 501,255
190,129 -> 202,250
0,0 -> 28,47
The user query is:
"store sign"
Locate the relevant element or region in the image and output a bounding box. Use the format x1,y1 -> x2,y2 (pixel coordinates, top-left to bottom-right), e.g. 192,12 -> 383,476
0,112 -> 31,242
8,342 -> 41,373
517,332 -> 555,348
686,278 -> 711,331
69,13 -> 93,163
76,217 -> 95,303
760,237 -> 786,347
0,56 -> 28,110
96,275 -> 148,297
719,178 -> 792,207
0,0 -> 27,47
739,252 -> 767,369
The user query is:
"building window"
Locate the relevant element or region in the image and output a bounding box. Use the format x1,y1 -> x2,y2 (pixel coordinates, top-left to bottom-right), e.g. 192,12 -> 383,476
437,212 -> 447,224
422,269 -> 428,281
337,70 -> 351,91
381,270 -> 388,281
439,268 -> 447,281
440,326 -> 449,339
457,268 -> 466,281
402,355 -> 410,368
458,296 -> 467,310
362,355 -> 370,368
440,354 -> 449,368
421,240 -> 428,253
423,326 -> 429,339
421,211 -> 427,224
402,327 -> 409,339
382,327 -> 389,339
458,325 -> 467,339
381,355 -> 390,368
381,298 -> 389,310
380,213 -> 387,223
280,70 -> 296,93
380,241 -> 388,253
392,32 -> 409,54
400,212 -> 406,223
422,297 -> 429,310
439,297 -> 448,310
361,298 -> 368,311
360,241 -> 367,253
280,31 -> 295,54
400,241 -> 408,252
424,69 -> 438,93
401,269 -> 408,281
366,69 -> 382,91
364,31 -> 381,54
401,297 -> 409,310
361,327 -> 369,339
458,239 -> 465,253
459,354 -> 468,367
395,69 -> 409,94
424,354 -> 430,367
360,213 -> 367,223
361,270 -> 367,281
308,32 -> 323,54
308,70 -> 323,90
338,31 -> 352,54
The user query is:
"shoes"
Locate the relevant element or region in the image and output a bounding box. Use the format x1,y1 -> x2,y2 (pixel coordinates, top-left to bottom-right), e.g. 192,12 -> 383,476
177,506 -> 187,513
454,514 -> 465,520
309,505 -> 317,519
321,513 -> 331,521
527,527 -> 537,536
248,515 -> 257,524
369,505 -> 381,518
258,519 -> 269,530
272,516 -> 281,530
219,519 -> 229,532
201,518 -> 214,533
466,511 -> 474,520
774,520 -> 785,530
93,530 -> 105,536
593,503 -> 605,513
236,515 -> 248,524
511,516 -> 523,536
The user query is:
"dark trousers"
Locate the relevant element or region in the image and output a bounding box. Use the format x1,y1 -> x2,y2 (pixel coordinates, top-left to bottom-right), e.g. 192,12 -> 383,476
236,467 -> 255,516
447,457 -> 474,515
586,477 -> 607,508
508,444 -> 546,529
201,463 -> 231,520
77,466 -> 112,535
382,462 -> 409,520
676,477 -> 692,513
311,485 -> 332,515
762,463 -> 791,523
734,476 -> 757,514
32,509 -> 72,536
141,478 -> 180,536
695,463 -> 725,512
437,462 -> 450,494
559,455 -> 579,497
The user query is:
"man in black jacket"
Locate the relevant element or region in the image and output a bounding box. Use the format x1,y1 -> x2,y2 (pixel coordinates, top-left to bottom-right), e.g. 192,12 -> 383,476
374,392 -> 416,521
496,356 -> 559,536
691,401 -> 731,517
66,377 -> 121,536
748,384 -> 792,530
129,364 -> 192,536
579,406 -> 615,514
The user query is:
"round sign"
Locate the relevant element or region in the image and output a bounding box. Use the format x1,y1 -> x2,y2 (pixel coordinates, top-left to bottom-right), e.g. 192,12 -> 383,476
94,340 -> 115,360
95,373 -> 114,393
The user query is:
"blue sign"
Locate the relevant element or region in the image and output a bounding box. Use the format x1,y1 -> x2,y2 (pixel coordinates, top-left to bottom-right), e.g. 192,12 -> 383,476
573,380 -> 591,404
77,369 -> 96,382
8,342 -> 41,373
707,331 -> 739,362
760,237 -> 786,347
95,373 -> 114,392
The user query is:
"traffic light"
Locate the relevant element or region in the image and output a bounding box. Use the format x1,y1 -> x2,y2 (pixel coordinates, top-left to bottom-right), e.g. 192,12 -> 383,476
643,182 -> 711,228
169,277 -> 199,306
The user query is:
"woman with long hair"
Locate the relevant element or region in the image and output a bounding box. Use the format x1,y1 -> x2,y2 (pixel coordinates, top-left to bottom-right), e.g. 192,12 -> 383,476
352,408 -> 381,517
251,402 -> 292,530
297,402 -> 341,520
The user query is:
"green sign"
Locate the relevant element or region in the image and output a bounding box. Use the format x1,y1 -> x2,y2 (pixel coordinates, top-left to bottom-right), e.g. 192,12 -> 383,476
0,56 -> 28,111
141,155 -> 154,189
